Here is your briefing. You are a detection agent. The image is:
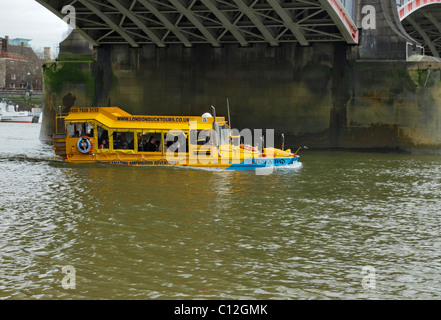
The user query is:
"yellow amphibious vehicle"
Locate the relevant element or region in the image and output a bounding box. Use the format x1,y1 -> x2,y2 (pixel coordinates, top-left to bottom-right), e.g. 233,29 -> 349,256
52,107 -> 300,170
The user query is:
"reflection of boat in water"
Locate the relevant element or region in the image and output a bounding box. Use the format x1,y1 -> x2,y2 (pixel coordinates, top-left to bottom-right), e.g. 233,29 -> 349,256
0,100 -> 33,123
52,106 -> 300,171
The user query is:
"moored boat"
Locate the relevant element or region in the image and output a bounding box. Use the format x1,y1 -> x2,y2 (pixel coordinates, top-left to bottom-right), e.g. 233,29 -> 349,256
0,100 -> 33,123
52,106 -> 300,171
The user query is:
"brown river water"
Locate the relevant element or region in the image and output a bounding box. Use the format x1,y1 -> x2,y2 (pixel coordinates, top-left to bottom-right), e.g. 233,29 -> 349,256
1,123 -> 441,299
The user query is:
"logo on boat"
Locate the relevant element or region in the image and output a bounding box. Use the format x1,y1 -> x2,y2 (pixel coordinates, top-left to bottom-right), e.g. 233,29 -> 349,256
77,136 -> 93,154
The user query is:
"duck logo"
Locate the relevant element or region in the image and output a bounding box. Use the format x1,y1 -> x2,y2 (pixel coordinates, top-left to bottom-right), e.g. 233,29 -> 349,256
77,136 -> 93,154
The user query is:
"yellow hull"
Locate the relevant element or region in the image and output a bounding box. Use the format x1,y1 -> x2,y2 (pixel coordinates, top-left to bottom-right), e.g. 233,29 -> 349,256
64,152 -> 300,170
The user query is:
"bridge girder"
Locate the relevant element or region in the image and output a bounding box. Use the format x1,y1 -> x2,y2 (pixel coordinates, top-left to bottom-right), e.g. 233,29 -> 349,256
35,0 -> 358,47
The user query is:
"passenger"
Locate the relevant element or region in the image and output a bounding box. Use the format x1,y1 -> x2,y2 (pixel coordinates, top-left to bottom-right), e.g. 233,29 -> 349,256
145,137 -> 157,152
72,130 -> 80,137
155,139 -> 161,151
128,139 -> 134,150
113,132 -> 121,149
80,124 -> 87,136
175,136 -> 180,149
118,134 -> 127,149
99,139 -> 107,149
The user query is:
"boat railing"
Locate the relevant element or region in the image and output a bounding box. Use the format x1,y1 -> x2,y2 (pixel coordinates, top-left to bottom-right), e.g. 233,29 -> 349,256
55,113 -> 69,133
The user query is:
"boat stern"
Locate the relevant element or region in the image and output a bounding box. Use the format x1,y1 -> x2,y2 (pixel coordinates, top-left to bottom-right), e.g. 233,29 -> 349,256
52,133 -> 67,159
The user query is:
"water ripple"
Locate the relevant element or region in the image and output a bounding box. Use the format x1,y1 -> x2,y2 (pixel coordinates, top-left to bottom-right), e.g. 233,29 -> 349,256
1,125 -> 441,299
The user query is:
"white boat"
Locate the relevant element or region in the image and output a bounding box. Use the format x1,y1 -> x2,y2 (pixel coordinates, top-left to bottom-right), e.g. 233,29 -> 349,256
0,100 -> 33,123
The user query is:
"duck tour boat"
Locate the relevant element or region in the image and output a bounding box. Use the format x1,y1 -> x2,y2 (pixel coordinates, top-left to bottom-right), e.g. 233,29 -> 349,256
52,106 -> 300,171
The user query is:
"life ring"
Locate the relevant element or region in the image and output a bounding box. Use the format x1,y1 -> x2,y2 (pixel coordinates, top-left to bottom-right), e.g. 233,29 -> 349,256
77,136 -> 94,154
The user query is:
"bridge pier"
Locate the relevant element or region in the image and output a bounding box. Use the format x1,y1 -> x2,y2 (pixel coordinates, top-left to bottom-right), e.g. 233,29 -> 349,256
357,0 -> 420,60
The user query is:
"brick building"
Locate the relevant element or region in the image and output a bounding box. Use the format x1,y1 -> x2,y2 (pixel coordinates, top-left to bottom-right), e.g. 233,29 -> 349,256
0,36 -> 46,92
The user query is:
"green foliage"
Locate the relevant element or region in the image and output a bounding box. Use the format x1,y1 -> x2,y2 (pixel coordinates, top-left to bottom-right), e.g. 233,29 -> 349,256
43,62 -> 95,99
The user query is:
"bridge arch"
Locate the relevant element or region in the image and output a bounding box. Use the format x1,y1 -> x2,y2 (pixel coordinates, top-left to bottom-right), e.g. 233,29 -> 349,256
399,0 -> 441,58
399,0 -> 441,21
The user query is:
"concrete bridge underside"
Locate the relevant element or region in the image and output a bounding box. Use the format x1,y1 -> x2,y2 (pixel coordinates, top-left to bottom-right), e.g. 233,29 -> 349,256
36,0 -> 358,47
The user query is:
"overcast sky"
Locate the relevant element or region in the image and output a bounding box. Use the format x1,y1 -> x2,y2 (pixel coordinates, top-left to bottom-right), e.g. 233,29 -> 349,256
0,0 -> 70,55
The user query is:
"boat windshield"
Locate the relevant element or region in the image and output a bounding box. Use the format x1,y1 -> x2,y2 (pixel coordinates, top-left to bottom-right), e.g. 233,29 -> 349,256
67,122 -> 93,137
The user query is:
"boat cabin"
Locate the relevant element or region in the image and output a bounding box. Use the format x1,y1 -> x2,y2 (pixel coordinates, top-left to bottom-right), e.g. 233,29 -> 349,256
61,107 -> 230,163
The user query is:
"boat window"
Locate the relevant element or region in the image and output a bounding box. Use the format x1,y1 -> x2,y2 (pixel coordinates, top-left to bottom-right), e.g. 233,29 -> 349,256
97,126 -> 109,149
138,132 -> 161,152
67,122 -> 93,137
66,123 -> 75,136
219,125 -> 230,145
165,130 -> 187,153
113,131 -> 135,150
231,136 -> 240,147
190,130 -> 213,146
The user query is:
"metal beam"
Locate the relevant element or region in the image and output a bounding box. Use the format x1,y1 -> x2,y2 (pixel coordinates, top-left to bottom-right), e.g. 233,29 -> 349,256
136,0 -> 192,47
317,0 -> 358,44
266,0 -> 309,46
37,0 -> 356,46
424,12 -> 441,35
107,0 -> 165,47
168,0 -> 221,47
77,0 -> 139,47
407,16 -> 440,58
199,0 -> 248,46
232,0 -> 278,46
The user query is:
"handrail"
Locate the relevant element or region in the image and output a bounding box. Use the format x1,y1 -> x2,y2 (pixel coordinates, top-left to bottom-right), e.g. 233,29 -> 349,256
55,113 -> 69,133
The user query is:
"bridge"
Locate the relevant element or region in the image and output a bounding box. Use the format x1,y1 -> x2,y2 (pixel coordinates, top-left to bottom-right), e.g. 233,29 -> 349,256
36,0 -> 441,153
399,0 -> 441,58
36,0 -> 359,47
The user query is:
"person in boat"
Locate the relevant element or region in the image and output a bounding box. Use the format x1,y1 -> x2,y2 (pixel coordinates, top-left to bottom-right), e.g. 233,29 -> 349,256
80,124 -> 87,136
142,140 -> 148,151
128,137 -> 134,150
99,139 -> 107,149
117,134 -> 128,149
113,132 -> 121,149
145,137 -> 157,152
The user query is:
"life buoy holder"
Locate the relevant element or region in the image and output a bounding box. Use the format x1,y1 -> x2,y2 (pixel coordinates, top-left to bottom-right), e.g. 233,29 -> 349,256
77,136 -> 94,154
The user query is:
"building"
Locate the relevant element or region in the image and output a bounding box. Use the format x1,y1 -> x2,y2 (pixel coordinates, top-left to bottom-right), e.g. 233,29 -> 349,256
8,38 -> 32,47
0,35 -> 47,92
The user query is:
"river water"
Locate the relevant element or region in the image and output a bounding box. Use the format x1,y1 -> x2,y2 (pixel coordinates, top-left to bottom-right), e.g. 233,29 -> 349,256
1,123 -> 441,300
